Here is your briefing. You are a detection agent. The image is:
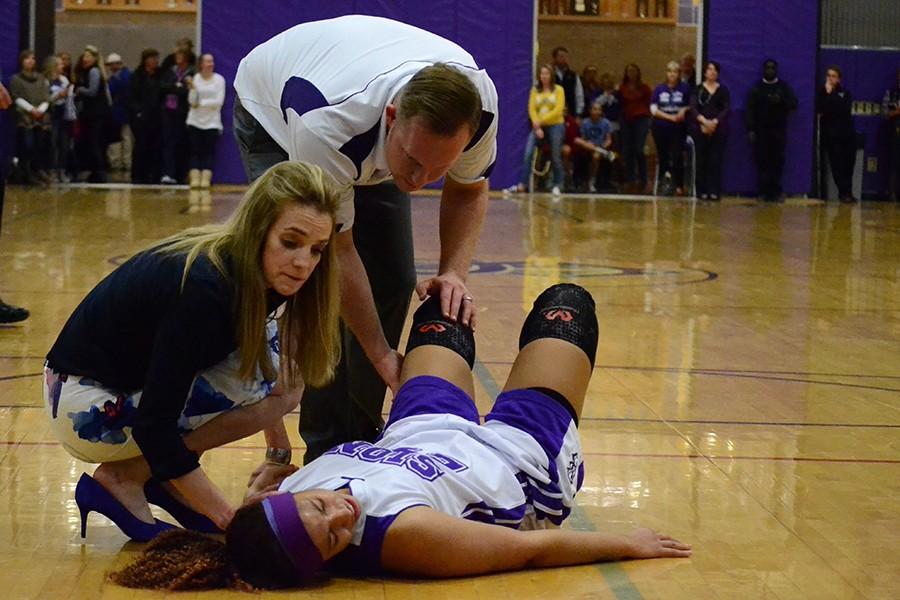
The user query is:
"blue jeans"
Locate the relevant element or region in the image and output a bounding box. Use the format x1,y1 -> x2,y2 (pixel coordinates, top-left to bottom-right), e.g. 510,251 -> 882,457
520,123 -> 564,188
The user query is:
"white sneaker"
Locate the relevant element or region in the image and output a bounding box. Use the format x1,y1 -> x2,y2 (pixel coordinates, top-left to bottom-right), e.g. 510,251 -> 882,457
588,183 -> 597,193
160,175 -> 177,185
551,186 -> 561,196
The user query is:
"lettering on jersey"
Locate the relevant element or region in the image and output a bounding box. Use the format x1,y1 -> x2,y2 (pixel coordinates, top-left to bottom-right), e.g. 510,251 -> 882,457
566,452 -> 580,485
324,442 -> 468,481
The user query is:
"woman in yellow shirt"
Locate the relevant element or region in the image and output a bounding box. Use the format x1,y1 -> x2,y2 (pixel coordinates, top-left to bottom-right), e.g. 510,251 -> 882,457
510,65 -> 566,194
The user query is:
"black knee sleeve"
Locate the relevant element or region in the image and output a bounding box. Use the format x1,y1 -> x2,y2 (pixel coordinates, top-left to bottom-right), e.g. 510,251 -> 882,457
405,296 -> 476,368
519,283 -> 599,365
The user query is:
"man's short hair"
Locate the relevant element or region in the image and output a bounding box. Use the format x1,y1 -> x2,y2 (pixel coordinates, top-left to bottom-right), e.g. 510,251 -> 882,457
396,63 -> 482,138
552,46 -> 568,58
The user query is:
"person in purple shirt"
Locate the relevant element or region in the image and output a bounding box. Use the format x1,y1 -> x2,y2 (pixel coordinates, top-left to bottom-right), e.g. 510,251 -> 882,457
573,101 -> 614,192
650,61 -> 690,196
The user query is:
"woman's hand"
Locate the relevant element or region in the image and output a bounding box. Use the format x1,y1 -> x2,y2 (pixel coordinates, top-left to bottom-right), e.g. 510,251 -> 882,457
625,528 -> 692,559
373,349 -> 404,394
535,127 -> 545,140
246,461 -> 298,489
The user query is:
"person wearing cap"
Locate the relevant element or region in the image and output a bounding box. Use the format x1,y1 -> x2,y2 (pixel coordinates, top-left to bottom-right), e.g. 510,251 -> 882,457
111,284 -> 691,590
105,52 -> 132,173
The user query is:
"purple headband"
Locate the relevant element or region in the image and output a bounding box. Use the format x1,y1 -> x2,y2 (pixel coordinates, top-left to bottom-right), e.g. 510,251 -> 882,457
262,493 -> 323,583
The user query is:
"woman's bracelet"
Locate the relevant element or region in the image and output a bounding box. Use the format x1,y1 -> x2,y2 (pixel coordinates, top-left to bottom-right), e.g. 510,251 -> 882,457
265,447 -> 292,465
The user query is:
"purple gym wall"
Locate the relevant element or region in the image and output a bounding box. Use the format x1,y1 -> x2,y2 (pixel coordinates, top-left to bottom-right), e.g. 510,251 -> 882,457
202,1 -> 533,186
707,0 -> 818,196
819,48 -> 899,198
0,0 -> 19,173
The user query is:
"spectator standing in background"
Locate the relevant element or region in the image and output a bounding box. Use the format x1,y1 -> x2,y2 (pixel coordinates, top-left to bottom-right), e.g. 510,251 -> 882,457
816,66 -> 856,203
883,68 -> 900,202
186,53 -> 226,189
745,59 -> 797,203
691,61 -> 730,201
681,54 -> 697,86
0,74 -> 30,323
581,66 -> 602,117
553,47 -> 584,119
560,106 -> 581,190
105,53 -> 132,173
129,48 -> 163,184
73,45 -> 111,184
45,56 -> 75,184
9,49 -> 50,185
510,65 -> 566,195
596,72 -> 622,190
651,61 -> 690,196
159,48 -> 195,184
618,63 -> 652,193
161,38 -> 196,73
58,52 -> 73,81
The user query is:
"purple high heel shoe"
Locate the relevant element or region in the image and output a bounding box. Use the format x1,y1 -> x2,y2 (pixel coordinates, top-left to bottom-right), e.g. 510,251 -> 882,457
75,473 -> 176,542
144,479 -> 222,534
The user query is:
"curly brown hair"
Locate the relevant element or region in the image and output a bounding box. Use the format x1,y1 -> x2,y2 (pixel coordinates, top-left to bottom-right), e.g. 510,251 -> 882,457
109,502 -> 300,591
109,529 -> 252,591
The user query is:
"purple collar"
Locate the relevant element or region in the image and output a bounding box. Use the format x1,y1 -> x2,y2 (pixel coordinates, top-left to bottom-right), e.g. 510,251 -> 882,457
262,493 -> 323,583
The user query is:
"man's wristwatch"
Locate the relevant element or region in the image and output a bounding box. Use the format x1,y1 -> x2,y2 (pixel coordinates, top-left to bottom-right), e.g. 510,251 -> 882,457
265,447 -> 292,465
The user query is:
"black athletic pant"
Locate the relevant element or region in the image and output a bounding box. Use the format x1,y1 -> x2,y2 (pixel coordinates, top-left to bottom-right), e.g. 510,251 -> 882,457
652,124 -> 686,189
693,132 -> 726,197
131,118 -> 162,184
754,128 -> 786,200
299,182 -> 417,462
823,135 -> 855,199
232,99 -> 418,462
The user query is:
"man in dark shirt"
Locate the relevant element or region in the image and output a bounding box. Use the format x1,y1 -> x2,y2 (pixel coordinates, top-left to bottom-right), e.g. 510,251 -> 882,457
884,68 -> 900,202
746,59 -> 798,202
553,46 -> 584,119
128,49 -> 163,184
817,65 -> 856,202
0,75 -> 29,323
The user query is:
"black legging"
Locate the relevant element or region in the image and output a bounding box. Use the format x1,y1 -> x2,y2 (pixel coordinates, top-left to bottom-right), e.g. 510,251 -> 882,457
188,126 -> 220,171
78,116 -> 108,182
693,132 -> 726,197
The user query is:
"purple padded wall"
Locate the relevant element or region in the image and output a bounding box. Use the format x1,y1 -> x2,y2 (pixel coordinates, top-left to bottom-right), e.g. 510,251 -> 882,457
0,0 -> 20,169
202,1 -> 533,186
707,0 -> 818,196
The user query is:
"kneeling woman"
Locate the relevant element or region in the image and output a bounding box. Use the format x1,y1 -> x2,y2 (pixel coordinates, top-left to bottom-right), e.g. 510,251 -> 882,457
44,161 -> 340,540
113,284 -> 690,589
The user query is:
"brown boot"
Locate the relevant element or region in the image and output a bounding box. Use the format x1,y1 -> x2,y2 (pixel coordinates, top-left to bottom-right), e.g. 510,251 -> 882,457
188,169 -> 201,188
200,170 -> 212,189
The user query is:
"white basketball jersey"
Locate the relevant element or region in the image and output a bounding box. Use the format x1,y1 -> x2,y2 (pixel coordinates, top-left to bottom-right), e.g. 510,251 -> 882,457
234,15 -> 499,231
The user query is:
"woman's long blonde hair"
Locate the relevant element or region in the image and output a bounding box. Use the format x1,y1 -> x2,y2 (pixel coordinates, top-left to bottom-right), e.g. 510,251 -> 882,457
156,161 -> 341,389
